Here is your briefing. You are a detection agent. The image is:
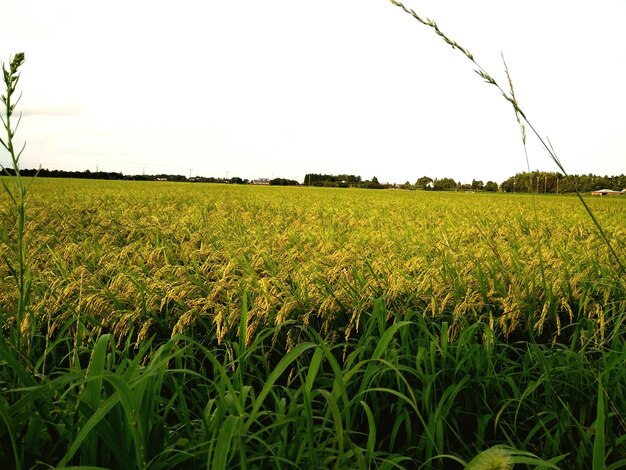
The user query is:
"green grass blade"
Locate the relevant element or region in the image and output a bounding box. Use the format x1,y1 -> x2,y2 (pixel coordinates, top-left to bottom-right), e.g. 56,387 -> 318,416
319,389 -> 345,463
83,334 -> 111,408
0,397 -> 21,470
58,394 -> 120,467
371,321 -> 411,362
244,342 -> 317,432
0,342 -> 36,388
360,400 -> 376,458
210,415 -> 239,470
103,374 -> 147,468
592,377 -> 606,470
55,467 -> 112,470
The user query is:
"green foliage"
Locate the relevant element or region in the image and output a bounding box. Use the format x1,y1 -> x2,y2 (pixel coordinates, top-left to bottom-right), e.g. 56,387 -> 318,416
3,296 -> 625,468
269,177 -> 299,186
304,173 -> 362,187
433,177 -> 457,191
484,180 -> 499,192
501,171 -> 626,194
415,176 -> 433,190
471,179 -> 484,191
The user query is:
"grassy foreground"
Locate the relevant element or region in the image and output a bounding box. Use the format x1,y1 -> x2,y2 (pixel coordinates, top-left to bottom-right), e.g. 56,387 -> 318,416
1,180 -> 625,468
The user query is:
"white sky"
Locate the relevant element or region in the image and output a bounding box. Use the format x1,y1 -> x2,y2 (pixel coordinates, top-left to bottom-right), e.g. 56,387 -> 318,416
1,0 -> 625,184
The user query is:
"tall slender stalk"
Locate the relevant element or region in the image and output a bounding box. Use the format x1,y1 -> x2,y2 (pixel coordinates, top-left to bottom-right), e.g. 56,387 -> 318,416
0,52 -> 30,352
389,1 -> 625,278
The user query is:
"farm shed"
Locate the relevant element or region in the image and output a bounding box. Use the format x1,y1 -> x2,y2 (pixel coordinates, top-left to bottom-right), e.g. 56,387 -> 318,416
591,189 -> 625,196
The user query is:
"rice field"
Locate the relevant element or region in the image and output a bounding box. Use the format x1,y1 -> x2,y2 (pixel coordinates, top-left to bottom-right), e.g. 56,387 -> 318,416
1,178 -> 625,468
2,179 -> 624,344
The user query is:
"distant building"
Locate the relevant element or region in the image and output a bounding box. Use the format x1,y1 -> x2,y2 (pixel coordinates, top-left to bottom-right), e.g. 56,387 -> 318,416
591,189 -> 625,196
253,178 -> 270,185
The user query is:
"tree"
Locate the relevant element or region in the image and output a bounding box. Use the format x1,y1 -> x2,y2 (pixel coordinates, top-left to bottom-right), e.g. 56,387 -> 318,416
484,181 -> 498,192
415,176 -> 433,190
303,173 -> 361,187
270,177 -> 299,186
433,177 -> 456,191
366,176 -> 383,189
471,179 -> 483,190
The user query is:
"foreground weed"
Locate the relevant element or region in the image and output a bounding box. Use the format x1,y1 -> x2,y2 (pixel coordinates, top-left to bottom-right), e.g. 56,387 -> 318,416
0,52 -> 32,353
463,445 -> 562,469
388,0 -> 625,281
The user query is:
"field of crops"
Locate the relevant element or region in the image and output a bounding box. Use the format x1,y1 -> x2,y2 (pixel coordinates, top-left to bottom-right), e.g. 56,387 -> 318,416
2,179 -> 624,344
1,178 -> 625,468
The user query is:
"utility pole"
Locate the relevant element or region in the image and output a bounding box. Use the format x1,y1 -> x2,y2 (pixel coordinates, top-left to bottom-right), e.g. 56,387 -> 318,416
537,176 -> 540,194
544,175 -> 547,194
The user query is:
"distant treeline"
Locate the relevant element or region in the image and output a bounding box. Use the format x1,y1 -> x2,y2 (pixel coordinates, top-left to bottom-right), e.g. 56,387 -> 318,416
303,174 -> 388,189
2,168 -> 624,193
304,174 -> 361,187
3,168 -> 126,180
500,171 -> 626,193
